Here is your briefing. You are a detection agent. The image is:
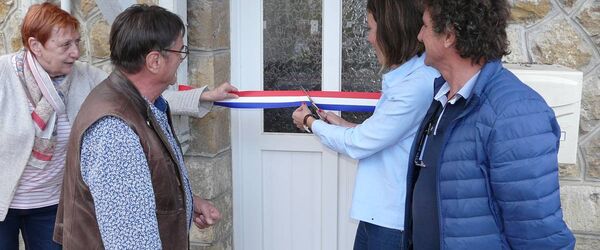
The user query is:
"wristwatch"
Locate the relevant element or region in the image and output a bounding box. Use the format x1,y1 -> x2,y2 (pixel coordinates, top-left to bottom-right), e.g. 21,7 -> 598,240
303,113 -> 317,133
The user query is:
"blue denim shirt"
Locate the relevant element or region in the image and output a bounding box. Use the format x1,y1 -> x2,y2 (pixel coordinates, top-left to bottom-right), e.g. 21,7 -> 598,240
311,54 -> 439,230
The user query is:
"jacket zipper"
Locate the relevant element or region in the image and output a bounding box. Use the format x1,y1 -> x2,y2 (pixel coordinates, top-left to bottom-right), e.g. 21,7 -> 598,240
436,96 -> 479,249
436,125 -> 452,250
473,111 -> 510,247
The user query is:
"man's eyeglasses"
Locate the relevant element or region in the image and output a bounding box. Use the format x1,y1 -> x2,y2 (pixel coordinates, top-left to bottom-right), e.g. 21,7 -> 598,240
162,45 -> 189,60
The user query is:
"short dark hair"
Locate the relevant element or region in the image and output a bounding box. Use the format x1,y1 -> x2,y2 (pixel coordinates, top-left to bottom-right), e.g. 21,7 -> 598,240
110,4 -> 185,74
367,0 -> 424,69
420,0 -> 510,64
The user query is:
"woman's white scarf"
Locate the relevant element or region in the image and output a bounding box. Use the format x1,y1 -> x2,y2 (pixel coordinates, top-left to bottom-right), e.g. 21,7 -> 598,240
12,49 -> 72,169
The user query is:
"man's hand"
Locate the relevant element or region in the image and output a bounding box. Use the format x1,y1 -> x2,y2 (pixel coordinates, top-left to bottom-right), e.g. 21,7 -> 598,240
200,82 -> 239,102
193,196 -> 222,229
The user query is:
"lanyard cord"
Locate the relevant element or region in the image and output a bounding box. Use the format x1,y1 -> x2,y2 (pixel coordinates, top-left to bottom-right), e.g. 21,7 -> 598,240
414,103 -> 443,168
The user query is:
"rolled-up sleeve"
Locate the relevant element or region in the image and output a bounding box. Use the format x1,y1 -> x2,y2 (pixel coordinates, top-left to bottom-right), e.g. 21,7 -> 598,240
162,85 -> 212,117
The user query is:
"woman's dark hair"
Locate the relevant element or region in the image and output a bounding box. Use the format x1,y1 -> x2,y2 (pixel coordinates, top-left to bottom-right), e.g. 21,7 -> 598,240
110,4 -> 185,74
420,0 -> 510,64
367,0 -> 424,69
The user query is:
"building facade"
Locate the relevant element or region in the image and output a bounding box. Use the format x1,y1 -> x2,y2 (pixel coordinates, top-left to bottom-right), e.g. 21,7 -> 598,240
1,0 -> 598,249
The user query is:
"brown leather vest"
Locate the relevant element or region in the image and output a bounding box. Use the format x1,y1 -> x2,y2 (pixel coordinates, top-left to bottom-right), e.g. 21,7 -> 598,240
53,71 -> 189,250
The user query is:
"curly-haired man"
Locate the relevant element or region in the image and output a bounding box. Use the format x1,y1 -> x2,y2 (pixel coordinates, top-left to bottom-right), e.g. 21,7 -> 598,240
404,0 -> 576,249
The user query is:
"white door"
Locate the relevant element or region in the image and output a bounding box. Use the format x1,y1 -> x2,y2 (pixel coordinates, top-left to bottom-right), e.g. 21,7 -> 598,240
231,1 -> 380,249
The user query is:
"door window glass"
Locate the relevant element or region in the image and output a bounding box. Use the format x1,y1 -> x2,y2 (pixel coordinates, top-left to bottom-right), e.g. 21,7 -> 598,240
263,0 -> 322,133
262,0 -> 380,132
341,0 -> 381,124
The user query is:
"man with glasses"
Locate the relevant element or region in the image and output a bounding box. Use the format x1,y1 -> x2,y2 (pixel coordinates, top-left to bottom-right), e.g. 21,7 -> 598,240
164,45 -> 189,59
54,5 -> 233,249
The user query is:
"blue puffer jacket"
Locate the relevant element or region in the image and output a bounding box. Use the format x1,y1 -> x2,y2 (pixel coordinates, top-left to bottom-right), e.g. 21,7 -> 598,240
404,60 -> 575,249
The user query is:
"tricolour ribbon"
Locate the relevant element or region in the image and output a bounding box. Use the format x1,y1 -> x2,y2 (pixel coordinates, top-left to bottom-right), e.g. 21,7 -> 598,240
178,85 -> 381,112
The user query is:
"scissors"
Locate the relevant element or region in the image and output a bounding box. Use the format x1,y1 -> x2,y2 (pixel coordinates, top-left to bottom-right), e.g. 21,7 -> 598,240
300,86 -> 323,119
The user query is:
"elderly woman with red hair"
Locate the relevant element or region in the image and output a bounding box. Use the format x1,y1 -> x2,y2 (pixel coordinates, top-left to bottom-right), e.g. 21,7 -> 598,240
0,3 -> 234,249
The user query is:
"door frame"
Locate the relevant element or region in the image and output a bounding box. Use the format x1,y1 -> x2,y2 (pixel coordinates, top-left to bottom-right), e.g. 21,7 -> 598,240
231,0 -> 349,249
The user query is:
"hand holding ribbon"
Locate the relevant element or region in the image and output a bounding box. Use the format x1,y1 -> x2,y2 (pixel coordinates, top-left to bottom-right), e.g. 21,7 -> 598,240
200,82 -> 239,102
292,103 -> 315,131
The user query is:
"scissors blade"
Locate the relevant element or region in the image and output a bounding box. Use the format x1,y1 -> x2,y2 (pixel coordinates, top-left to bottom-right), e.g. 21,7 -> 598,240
300,86 -> 321,110
300,86 -> 323,118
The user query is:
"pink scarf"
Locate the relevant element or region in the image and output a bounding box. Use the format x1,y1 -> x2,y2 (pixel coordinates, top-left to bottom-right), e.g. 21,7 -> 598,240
12,49 -> 72,169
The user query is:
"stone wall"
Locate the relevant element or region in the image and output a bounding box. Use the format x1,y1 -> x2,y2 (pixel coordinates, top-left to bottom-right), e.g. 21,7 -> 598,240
185,1 -> 233,249
507,0 -> 600,249
2,0 -> 599,249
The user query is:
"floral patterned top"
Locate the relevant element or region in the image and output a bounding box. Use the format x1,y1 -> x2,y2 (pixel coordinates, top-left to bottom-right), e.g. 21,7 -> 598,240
80,97 -> 193,249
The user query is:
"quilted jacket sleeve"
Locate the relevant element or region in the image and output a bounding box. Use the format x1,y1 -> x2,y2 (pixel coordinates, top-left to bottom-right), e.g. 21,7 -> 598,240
488,96 -> 575,249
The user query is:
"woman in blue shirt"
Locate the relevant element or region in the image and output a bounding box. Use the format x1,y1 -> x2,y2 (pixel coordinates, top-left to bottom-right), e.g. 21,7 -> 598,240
292,0 -> 438,249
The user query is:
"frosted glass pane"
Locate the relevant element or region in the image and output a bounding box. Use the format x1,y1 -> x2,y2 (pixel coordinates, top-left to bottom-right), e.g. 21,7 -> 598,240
263,0 -> 322,133
341,0 -> 381,123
